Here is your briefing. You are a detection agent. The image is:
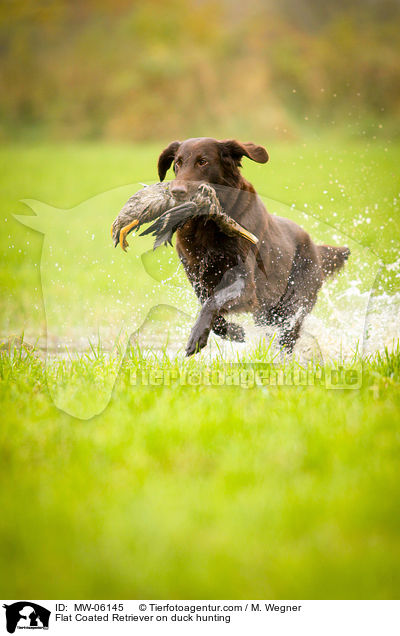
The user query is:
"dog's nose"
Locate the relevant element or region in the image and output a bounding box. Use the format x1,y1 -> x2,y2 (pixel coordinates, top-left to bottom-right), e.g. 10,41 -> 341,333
171,183 -> 188,199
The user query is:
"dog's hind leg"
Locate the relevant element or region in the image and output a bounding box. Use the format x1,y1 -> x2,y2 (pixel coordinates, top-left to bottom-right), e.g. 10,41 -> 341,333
274,240 -> 324,353
278,244 -> 350,353
278,313 -> 304,353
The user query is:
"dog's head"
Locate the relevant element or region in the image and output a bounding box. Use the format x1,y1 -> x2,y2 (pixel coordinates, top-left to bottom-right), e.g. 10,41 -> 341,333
157,137 -> 268,199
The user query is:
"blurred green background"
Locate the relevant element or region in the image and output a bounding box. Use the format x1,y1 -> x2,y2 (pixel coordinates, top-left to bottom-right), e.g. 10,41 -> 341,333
1,0 -> 400,142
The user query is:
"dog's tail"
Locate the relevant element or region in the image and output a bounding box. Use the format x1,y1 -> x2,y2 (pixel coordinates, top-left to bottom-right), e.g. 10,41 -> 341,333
318,244 -> 350,279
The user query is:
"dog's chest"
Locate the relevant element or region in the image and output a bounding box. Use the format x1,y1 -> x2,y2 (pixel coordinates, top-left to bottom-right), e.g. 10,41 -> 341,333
175,218 -> 241,284
176,218 -> 237,259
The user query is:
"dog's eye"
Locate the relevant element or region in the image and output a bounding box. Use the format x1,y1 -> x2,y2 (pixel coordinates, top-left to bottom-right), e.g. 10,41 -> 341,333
174,160 -> 181,172
197,158 -> 208,166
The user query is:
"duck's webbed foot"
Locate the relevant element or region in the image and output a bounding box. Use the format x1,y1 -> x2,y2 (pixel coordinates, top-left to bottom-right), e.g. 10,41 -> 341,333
118,219 -> 139,252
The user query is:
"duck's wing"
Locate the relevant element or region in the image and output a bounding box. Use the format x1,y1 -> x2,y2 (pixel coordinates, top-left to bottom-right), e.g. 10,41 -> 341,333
140,202 -> 197,250
141,201 -> 258,251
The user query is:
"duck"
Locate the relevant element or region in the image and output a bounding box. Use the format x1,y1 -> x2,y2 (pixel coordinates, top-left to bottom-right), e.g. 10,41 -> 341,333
111,182 -> 258,252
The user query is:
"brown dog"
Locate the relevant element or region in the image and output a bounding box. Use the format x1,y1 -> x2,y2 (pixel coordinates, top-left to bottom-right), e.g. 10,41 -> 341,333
157,137 -> 350,356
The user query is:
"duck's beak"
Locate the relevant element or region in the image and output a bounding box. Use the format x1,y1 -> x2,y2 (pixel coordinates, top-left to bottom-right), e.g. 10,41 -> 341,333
238,227 -> 258,244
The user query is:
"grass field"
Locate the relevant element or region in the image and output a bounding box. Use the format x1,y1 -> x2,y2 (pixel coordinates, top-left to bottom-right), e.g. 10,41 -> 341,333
1,137 -> 400,599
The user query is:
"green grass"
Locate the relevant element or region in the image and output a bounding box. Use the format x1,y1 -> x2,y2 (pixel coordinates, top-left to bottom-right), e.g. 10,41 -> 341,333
1,341 -> 400,598
0,138 -> 400,598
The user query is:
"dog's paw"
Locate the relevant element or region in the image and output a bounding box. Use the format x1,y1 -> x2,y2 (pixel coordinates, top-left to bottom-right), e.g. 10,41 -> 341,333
185,325 -> 210,356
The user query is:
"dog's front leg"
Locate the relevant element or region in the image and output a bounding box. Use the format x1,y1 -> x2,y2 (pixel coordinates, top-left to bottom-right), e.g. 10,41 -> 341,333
185,262 -> 247,356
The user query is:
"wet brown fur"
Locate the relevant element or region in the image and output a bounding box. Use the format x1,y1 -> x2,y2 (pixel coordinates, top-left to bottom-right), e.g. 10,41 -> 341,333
157,137 -> 350,355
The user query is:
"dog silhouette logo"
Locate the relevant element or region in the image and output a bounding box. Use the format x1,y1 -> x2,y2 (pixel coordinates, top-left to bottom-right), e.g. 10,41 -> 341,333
14,184 -> 196,419
2,602 -> 50,633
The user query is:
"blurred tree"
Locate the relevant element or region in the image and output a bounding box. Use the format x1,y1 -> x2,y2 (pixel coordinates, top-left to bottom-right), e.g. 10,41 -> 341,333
0,0 -> 399,141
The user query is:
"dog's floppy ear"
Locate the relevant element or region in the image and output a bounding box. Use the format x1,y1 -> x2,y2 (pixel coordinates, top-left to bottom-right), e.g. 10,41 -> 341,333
220,140 -> 269,164
157,141 -> 181,181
